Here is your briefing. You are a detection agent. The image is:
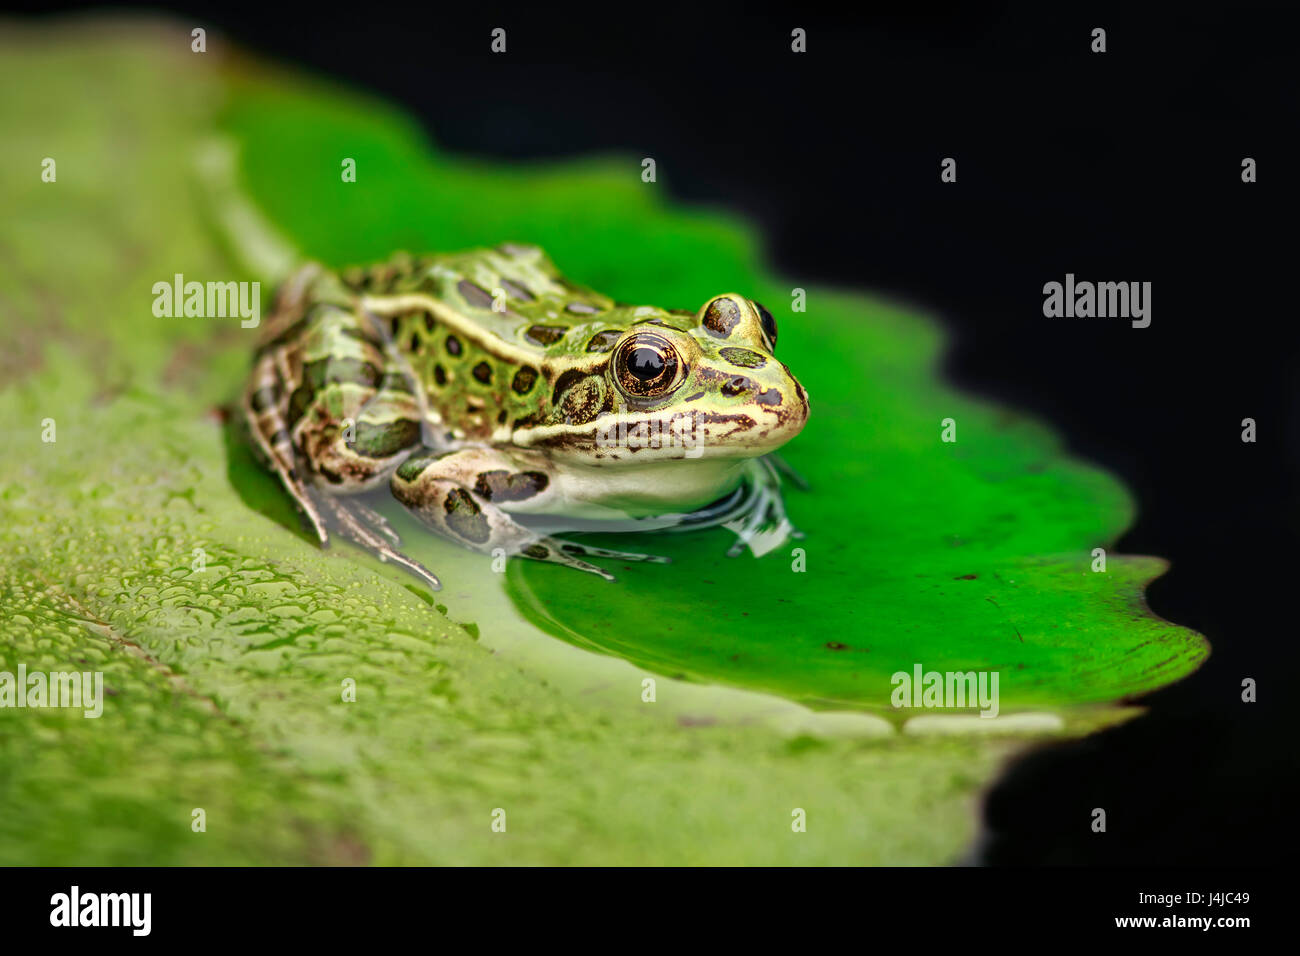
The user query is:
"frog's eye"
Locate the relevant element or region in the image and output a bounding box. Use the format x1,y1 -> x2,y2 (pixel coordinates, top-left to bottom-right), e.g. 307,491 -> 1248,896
613,332 -> 684,400
754,301 -> 778,351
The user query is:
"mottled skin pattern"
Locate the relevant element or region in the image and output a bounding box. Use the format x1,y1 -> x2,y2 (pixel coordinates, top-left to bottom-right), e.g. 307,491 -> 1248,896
243,243 -> 809,590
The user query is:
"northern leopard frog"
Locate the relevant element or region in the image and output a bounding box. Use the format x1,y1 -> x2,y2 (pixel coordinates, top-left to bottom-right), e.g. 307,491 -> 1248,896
243,244 -> 809,589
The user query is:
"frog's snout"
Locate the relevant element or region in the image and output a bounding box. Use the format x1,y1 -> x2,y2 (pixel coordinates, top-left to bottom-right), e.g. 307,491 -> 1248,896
725,360 -> 809,453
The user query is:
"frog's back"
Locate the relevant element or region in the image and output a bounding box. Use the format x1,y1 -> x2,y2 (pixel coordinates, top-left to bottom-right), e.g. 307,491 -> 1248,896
333,244 -> 631,442
339,244 -> 615,352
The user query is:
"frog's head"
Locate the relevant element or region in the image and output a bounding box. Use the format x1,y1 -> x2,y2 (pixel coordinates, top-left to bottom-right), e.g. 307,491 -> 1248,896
584,293 -> 809,464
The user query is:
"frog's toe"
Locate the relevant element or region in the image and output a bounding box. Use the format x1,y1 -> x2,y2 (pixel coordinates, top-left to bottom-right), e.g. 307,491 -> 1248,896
724,516 -> 798,558
379,550 -> 443,592
559,541 -> 671,564
515,536 -> 678,580
349,498 -> 404,547
528,542 -> 617,581
319,493 -> 442,591
582,564 -> 618,583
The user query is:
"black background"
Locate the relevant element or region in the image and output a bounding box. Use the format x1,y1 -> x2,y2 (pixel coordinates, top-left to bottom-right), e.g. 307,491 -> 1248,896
8,0 -> 1296,865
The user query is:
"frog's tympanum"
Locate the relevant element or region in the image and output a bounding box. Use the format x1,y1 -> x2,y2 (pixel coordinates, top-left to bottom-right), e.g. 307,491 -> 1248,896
243,245 -> 809,589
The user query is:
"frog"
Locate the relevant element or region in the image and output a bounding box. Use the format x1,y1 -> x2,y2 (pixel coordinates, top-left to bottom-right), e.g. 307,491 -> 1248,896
242,243 -> 809,590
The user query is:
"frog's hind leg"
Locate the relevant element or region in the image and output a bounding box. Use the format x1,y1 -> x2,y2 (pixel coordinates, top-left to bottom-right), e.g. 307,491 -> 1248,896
246,298 -> 444,589
242,264 -> 337,545
391,447 -> 666,582
243,350 -> 330,545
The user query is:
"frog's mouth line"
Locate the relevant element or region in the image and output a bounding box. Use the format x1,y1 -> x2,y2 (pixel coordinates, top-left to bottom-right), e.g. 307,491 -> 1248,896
516,406 -> 803,461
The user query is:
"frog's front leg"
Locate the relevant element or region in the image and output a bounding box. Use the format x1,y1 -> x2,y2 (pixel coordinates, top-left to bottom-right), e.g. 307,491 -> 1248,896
391,447 -> 665,581
721,457 -> 806,558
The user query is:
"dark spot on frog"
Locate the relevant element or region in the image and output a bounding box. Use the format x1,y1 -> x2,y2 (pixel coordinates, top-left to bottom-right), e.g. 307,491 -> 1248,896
525,324 -> 569,346
566,301 -> 600,315
511,365 -> 538,394
337,326 -> 377,347
445,334 -> 463,357
511,411 -> 544,431
457,279 -> 495,309
720,346 -> 767,369
682,391 -> 705,402
433,364 -> 447,386
702,296 -> 742,338
423,311 -> 437,332
498,278 -> 534,302
381,371 -> 416,395
351,418 -> 421,459
717,373 -> 782,407
249,385 -> 278,413
721,376 -> 749,397
472,361 -> 493,384
408,332 -> 421,352
285,384 -> 311,426
826,641 -> 849,651
389,316 -> 402,338
474,469 -> 549,502
585,329 -> 622,352
497,409 -> 508,425
523,543 -> 550,559
256,316 -> 309,355
443,487 -> 491,544
553,368 -> 604,425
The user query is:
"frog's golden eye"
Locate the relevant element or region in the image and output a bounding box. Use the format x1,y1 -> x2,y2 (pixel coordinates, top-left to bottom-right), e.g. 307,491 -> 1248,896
754,301 -> 778,351
612,332 -> 684,400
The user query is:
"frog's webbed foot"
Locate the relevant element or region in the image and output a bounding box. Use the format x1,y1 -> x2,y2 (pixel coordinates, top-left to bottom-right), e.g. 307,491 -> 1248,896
315,491 -> 442,591
517,537 -> 671,582
723,457 -> 806,558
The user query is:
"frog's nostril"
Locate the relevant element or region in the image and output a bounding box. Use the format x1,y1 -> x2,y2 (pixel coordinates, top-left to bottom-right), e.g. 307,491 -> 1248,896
721,376 -> 749,397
